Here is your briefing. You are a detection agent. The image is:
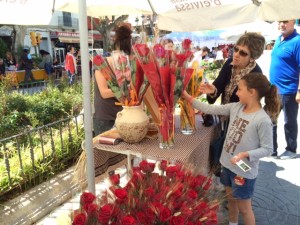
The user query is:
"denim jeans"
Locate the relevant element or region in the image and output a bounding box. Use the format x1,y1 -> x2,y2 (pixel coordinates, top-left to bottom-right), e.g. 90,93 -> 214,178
67,70 -> 75,85
273,93 -> 298,153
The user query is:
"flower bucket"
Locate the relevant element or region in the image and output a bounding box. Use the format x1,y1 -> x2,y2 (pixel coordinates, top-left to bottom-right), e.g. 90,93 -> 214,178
158,106 -> 175,149
179,98 -> 196,135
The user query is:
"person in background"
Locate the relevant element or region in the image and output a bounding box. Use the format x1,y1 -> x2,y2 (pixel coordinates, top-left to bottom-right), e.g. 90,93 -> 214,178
163,38 -> 174,50
92,24 -> 131,175
4,51 -> 17,70
0,58 -> 5,77
215,46 -> 224,66
182,73 -> 280,225
20,48 -> 36,84
38,50 -> 53,81
270,20 -> 300,159
64,45 -> 77,85
201,33 -> 265,106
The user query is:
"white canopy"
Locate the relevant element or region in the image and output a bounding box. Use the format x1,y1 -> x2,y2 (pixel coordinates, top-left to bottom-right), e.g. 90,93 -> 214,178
55,0 -> 300,32
0,0 -> 54,25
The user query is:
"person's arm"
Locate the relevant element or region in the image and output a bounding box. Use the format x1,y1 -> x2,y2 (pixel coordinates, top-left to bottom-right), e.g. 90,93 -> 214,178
181,90 -> 231,116
95,69 -> 115,99
206,58 -> 232,104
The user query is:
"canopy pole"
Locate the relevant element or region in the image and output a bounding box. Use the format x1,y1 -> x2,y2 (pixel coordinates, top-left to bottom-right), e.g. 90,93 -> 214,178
78,0 -> 95,194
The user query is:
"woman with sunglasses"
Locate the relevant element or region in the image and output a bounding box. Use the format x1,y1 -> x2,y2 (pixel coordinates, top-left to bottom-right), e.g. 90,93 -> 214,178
200,32 -> 266,105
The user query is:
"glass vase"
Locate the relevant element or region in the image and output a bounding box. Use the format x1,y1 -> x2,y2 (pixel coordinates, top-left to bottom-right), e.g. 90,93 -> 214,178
180,98 -> 196,135
158,106 -> 175,149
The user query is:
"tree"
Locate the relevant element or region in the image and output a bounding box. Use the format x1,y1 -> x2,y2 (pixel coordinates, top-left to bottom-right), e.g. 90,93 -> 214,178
92,15 -> 128,53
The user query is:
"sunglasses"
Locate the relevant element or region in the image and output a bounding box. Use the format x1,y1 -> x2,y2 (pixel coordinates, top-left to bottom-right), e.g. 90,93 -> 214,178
233,46 -> 249,57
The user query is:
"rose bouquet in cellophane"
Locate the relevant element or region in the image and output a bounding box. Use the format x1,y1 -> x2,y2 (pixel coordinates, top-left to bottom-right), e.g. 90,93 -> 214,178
93,51 -> 149,106
132,43 -> 194,148
72,160 -> 222,225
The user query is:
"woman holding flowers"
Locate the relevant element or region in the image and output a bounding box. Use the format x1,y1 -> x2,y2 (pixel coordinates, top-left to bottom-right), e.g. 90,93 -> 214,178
92,24 -> 132,175
93,24 -> 132,135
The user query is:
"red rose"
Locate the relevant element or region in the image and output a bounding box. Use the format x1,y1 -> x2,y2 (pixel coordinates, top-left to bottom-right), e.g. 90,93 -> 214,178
159,160 -> 168,171
136,211 -> 147,224
121,215 -> 136,225
166,165 -> 179,177
109,174 -> 120,185
114,188 -> 128,201
170,215 -> 185,225
133,44 -> 150,57
159,207 -> 171,222
153,44 -> 166,58
195,222 -> 203,225
186,222 -> 195,225
182,39 -> 192,50
139,160 -> 155,173
144,187 -> 155,197
145,208 -> 156,223
80,192 -> 96,206
203,210 -> 218,225
98,204 -> 113,224
93,54 -> 104,66
87,203 -> 98,215
73,213 -> 86,225
187,189 -> 198,200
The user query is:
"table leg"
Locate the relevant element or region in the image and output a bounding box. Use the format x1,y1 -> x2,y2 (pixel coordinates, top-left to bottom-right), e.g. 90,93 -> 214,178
127,153 -> 132,174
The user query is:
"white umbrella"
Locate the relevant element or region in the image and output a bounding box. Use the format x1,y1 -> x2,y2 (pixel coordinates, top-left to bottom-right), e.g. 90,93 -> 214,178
55,0 -> 300,32
219,21 -> 280,42
0,0 -> 54,25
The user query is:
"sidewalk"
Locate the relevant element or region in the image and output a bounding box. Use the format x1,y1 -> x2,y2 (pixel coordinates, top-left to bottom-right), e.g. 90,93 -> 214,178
1,111 -> 299,225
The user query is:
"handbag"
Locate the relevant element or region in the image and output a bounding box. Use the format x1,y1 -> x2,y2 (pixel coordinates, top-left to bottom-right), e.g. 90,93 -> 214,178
209,117 -> 229,176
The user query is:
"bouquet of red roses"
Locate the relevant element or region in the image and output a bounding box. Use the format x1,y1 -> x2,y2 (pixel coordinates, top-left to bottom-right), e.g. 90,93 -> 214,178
93,51 -> 149,106
132,42 -> 194,148
72,160 -> 221,225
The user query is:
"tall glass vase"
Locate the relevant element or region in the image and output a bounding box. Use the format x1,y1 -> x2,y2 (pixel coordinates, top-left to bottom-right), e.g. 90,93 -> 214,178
179,98 -> 196,135
158,106 -> 175,149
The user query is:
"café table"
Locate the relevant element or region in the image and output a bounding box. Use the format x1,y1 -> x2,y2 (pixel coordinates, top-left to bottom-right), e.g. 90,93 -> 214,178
92,120 -> 215,174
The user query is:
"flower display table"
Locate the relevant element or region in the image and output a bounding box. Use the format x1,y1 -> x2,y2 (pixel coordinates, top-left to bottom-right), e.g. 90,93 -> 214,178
92,120 -> 215,174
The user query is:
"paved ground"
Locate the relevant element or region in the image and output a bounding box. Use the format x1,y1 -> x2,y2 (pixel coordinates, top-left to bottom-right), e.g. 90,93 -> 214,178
1,110 -> 299,225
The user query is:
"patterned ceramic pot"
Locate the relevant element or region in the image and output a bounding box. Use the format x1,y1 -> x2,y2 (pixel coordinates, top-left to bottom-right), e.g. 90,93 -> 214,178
115,106 -> 149,143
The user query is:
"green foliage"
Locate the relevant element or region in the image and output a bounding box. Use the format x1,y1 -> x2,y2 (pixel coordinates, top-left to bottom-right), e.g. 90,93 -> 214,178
0,83 -> 83,139
0,124 -> 84,196
0,38 -> 9,58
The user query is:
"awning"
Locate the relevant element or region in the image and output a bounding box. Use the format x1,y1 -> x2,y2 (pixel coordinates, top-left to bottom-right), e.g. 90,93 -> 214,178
58,37 -> 94,44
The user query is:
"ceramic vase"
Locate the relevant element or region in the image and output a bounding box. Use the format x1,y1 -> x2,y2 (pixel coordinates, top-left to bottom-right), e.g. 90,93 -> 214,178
115,106 -> 149,143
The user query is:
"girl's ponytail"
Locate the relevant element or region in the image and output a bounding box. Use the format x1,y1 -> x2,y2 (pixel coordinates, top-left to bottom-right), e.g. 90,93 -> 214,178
264,84 -> 281,122
241,73 -> 281,122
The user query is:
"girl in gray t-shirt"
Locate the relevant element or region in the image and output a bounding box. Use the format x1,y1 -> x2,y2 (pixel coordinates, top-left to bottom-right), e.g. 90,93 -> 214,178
182,72 -> 280,225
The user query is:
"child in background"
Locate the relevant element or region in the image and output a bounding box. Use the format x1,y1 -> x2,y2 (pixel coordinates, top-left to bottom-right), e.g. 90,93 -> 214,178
182,73 -> 280,225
